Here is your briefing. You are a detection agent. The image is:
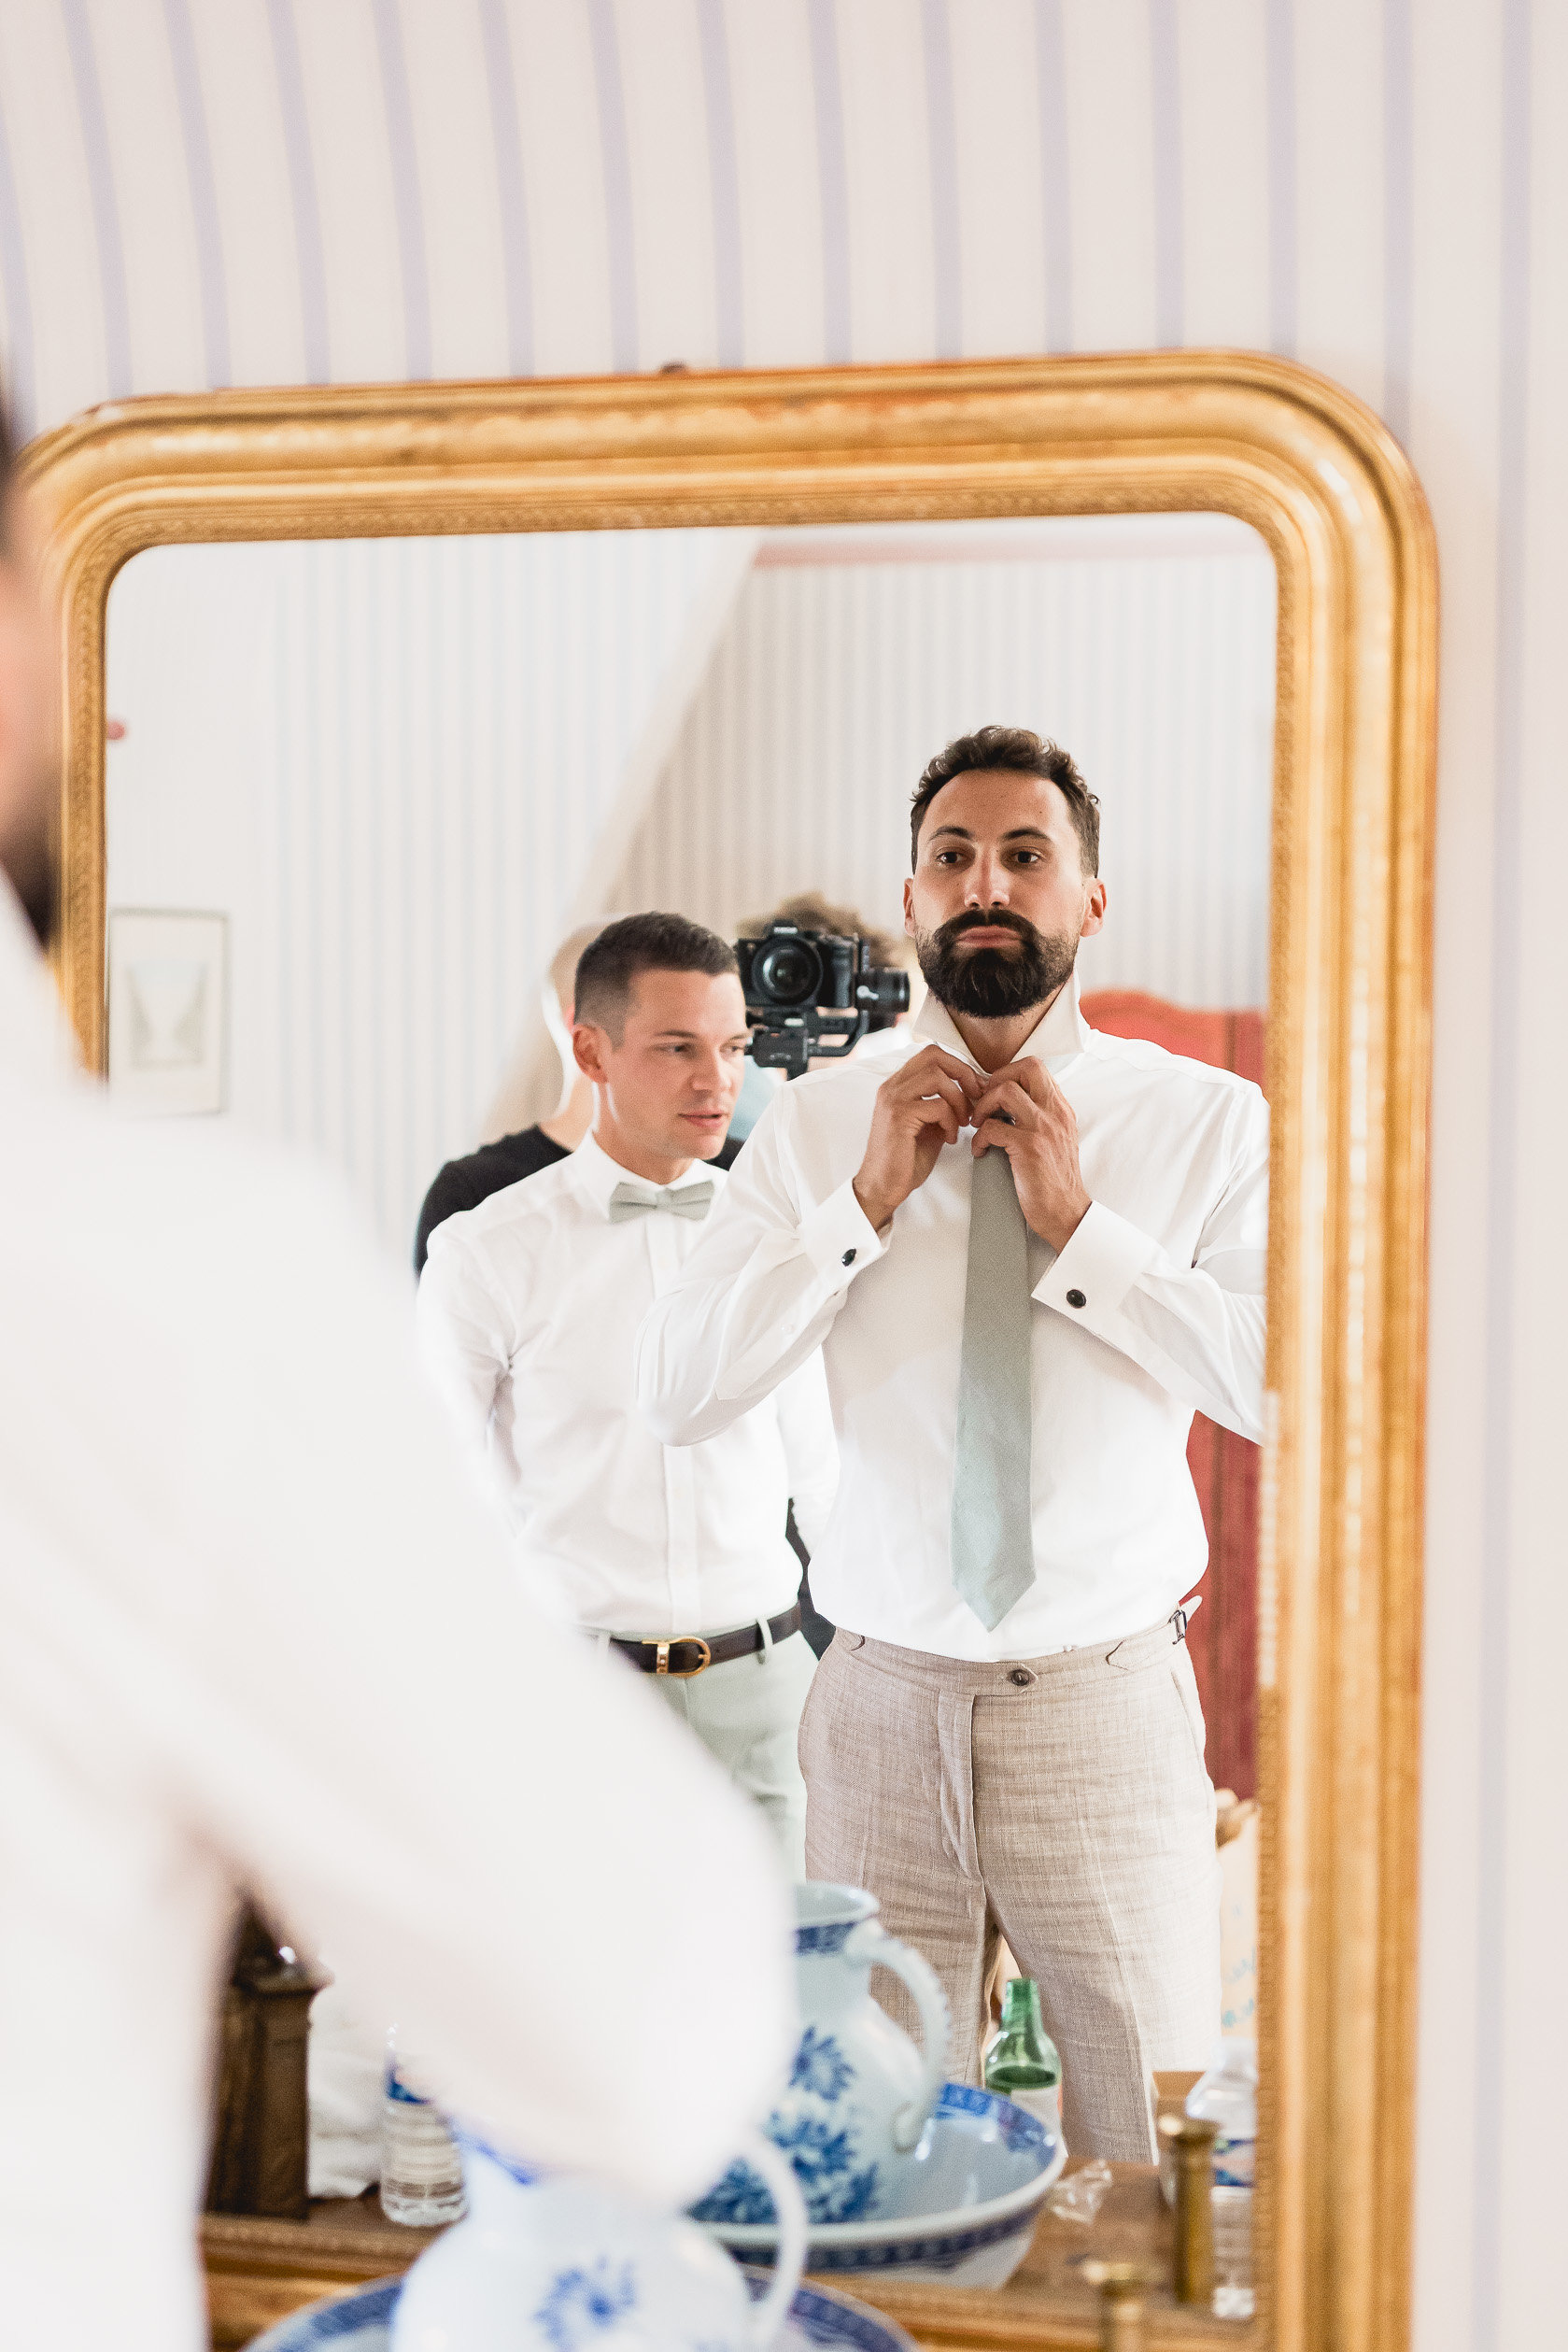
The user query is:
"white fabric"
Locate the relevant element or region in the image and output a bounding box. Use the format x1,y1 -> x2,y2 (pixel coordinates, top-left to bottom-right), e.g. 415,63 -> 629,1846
638,975 -> 1267,1662
305,1978 -> 386,2200
0,886 -> 795,2352
417,1134 -> 838,1638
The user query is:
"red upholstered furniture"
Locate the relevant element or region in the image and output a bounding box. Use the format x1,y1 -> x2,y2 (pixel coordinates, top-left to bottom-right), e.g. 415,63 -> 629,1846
1080,990 -> 1264,1800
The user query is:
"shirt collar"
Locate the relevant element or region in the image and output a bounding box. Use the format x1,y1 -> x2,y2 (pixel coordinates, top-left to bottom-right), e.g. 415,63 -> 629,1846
570,1130 -> 726,1220
911,967 -> 1090,1074
0,873 -> 83,1093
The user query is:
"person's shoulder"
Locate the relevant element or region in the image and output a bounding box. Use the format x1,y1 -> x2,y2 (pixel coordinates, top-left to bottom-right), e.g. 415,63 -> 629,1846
417,1126 -> 574,1268
777,1056 -> 887,1122
731,1060 -> 882,1173
1082,1024 -> 1264,1108
482,1125 -> 572,1180
425,1126 -> 564,1211
428,1153 -> 579,1260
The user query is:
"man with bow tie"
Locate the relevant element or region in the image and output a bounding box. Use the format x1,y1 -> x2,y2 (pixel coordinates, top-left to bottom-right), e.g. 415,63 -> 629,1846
418,911 -> 837,1868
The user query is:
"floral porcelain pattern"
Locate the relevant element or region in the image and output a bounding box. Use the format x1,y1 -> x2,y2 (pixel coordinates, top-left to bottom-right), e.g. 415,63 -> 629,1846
792,2029 -> 855,2101
389,2133 -> 805,2352
534,2261 -> 638,2352
691,2084 -> 1067,2291
695,1887 -> 949,2232
695,2028 -> 881,2228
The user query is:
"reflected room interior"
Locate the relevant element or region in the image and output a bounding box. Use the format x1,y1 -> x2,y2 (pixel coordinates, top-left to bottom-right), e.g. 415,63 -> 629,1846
104,508 -> 1274,2327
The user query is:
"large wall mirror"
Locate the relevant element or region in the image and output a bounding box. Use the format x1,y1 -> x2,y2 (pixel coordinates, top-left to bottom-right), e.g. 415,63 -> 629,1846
24,356 -> 1436,2352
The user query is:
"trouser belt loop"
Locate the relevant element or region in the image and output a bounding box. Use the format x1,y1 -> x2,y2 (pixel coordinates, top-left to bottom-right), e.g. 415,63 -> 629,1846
756,1611 -> 775,1665
1171,1593 -> 1204,1645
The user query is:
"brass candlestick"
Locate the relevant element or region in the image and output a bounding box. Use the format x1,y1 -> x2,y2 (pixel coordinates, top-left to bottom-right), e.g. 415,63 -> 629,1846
1081,2260 -> 1155,2352
1160,2111 -> 1219,2304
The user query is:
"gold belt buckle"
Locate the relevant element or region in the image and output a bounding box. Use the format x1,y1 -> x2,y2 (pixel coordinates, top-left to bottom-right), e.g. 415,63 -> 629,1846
655,1635 -> 713,1678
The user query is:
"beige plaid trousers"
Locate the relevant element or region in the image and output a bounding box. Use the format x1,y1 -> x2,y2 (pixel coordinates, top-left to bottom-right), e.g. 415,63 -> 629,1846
798,1619 -> 1221,2161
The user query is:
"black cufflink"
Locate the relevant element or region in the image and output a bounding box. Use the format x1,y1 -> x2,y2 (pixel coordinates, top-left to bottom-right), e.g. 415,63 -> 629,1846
842,1249 -> 856,1267
1066,1287 -> 1086,1309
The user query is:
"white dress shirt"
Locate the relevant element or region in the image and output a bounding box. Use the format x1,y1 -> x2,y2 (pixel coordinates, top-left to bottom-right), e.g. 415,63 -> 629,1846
638,975 -> 1267,1663
417,1134 -> 839,1638
0,886 -> 794,2352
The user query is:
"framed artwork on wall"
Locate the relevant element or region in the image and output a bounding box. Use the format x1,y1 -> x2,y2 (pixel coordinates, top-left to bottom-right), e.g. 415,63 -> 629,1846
106,909 -> 228,1116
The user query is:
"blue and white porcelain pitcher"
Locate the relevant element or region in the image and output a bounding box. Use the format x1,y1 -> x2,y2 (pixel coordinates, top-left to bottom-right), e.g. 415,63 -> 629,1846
698,1884 -> 951,2228
391,2131 -> 806,2352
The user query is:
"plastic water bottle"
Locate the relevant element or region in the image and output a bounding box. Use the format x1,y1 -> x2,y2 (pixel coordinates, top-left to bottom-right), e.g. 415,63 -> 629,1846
1185,2037 -> 1255,2318
380,2037 -> 466,2227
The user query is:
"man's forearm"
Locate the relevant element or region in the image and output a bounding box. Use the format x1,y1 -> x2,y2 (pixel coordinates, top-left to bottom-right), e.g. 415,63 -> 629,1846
1034,1203 -> 1265,1438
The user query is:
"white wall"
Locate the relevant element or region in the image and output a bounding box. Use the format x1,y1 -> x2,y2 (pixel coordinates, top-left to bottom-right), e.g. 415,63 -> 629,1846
5,4 -> 1562,2338
107,516 -> 1272,1259
615,515 -> 1276,1009
106,527 -> 755,1255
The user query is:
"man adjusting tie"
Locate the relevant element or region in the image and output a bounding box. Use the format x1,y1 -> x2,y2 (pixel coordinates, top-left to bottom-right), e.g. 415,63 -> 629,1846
637,730 -> 1267,2160
419,912 -> 837,1870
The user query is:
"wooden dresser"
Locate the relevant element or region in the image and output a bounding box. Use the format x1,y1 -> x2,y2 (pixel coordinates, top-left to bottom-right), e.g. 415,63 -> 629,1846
204,2160 -> 1239,2349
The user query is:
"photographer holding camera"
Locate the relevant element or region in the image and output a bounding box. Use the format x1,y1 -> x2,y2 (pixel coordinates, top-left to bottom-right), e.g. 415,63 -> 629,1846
637,728 -> 1268,2163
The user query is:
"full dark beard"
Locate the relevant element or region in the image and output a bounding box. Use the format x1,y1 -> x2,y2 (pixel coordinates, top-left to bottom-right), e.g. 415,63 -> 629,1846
915,907 -> 1078,1020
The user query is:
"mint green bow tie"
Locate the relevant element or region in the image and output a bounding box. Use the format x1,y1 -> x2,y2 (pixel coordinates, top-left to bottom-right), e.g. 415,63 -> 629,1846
607,1180 -> 714,1224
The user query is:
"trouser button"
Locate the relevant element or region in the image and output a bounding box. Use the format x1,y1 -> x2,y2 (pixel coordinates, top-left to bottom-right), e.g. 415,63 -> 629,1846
1009,1666 -> 1036,1687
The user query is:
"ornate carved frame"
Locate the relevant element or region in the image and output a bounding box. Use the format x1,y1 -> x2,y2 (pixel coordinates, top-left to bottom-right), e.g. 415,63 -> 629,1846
21,356 -> 1436,2352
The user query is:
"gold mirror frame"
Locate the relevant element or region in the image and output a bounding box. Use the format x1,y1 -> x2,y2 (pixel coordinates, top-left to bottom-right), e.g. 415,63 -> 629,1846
21,355 -> 1436,2352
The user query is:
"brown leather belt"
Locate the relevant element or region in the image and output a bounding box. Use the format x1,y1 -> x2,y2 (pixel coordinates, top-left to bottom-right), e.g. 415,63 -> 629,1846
610,1602 -> 802,1679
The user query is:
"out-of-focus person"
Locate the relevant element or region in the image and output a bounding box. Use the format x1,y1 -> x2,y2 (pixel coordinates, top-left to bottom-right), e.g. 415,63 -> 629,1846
415,920 -> 744,1273
0,425 -> 795,2352
417,914 -> 838,1871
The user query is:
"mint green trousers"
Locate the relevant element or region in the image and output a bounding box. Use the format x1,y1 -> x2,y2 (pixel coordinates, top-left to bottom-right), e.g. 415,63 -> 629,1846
647,1627 -> 816,1877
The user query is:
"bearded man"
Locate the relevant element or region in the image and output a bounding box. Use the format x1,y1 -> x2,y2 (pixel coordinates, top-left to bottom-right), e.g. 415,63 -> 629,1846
637,726 -> 1268,2161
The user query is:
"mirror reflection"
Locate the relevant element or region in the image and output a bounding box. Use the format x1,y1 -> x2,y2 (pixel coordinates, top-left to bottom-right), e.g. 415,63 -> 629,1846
105,511 -> 1272,2246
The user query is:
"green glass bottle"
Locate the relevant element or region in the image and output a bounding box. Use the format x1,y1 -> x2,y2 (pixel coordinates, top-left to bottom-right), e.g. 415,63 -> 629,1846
983,1977 -> 1062,2132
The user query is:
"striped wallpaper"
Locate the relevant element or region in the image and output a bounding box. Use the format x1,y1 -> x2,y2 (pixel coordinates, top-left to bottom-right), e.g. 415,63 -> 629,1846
4,4 -> 1561,2340
614,515 -> 1276,1009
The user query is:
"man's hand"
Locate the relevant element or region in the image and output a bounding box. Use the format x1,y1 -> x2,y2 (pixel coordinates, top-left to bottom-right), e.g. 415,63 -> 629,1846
970,1061 -> 1091,1254
853,1046 -> 982,1232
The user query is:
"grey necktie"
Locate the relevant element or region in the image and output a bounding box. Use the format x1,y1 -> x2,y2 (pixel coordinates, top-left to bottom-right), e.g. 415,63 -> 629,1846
607,1180 -> 714,1224
950,1145 -> 1037,1629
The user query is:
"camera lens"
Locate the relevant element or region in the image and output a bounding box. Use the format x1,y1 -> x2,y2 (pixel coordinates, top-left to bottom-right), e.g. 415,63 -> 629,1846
754,935 -> 822,1006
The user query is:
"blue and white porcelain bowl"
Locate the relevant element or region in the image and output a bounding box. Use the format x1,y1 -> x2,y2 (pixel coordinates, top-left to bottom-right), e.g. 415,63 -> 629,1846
693,2085 -> 1067,2290
244,2271 -> 919,2352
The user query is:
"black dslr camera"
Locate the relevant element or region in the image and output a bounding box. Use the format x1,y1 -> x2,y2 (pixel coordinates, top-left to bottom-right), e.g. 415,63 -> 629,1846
735,922 -> 911,1080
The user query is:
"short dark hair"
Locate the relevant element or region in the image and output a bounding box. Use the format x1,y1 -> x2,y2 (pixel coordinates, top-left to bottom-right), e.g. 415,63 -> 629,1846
910,726 -> 1099,875
573,910 -> 739,1040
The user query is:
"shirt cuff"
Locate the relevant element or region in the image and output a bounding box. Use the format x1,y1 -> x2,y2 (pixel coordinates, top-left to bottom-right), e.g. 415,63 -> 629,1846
1033,1200 -> 1159,1330
800,1178 -> 889,1290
